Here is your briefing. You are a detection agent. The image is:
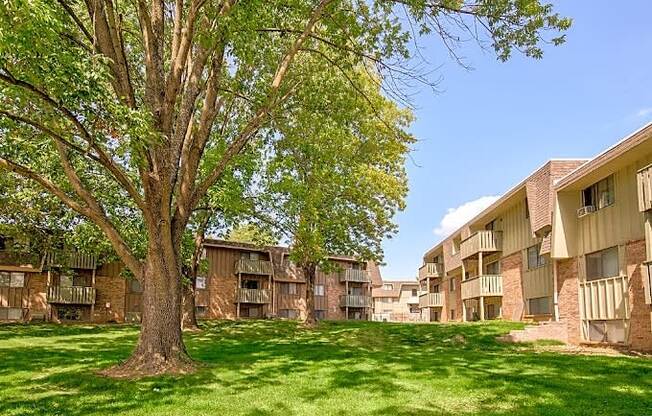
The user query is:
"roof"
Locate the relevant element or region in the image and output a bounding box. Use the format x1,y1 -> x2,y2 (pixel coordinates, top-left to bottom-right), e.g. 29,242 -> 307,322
423,159 -> 587,259
203,238 -> 359,262
555,123 -> 652,190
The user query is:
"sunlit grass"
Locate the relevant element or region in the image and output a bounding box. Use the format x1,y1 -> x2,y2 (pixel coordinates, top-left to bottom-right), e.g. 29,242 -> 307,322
0,320 -> 650,415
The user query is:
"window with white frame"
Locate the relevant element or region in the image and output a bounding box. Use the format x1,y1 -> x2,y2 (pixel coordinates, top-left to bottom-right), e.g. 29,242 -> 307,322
528,297 -> 552,315
279,282 -> 298,295
382,283 -> 393,290
527,244 -> 547,270
314,284 -> 325,296
586,247 -> 619,281
449,278 -> 456,292
582,175 -> 615,210
0,272 -> 25,288
195,276 -> 207,289
411,288 -> 417,296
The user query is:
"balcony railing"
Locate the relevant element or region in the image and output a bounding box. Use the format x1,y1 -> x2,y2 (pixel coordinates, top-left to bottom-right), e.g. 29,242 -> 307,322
46,251 -> 97,270
340,295 -> 372,308
461,275 -> 503,300
418,292 -> 444,308
47,286 -> 96,305
579,275 -> 629,320
236,288 -> 271,304
460,231 -> 502,260
339,269 -> 370,283
418,262 -> 444,280
0,250 -> 43,270
235,259 -> 273,275
637,163 -> 652,212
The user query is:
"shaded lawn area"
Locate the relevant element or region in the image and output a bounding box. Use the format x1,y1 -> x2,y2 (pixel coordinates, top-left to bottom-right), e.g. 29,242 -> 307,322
0,320 -> 651,416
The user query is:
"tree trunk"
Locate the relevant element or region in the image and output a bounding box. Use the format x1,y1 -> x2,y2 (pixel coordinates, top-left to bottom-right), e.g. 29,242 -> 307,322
302,264 -> 317,327
181,276 -> 199,331
101,249 -> 194,378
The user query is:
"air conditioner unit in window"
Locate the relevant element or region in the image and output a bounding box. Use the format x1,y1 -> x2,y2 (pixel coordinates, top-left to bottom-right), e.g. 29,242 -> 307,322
577,205 -> 595,218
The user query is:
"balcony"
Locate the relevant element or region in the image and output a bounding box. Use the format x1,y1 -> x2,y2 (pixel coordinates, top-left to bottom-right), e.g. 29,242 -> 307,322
340,295 -> 372,308
236,288 -> 271,304
418,263 -> 444,280
460,231 -> 502,260
419,292 -> 444,308
47,286 -> 96,305
0,250 -> 43,271
46,251 -> 97,270
235,259 -> 273,275
461,275 -> 503,300
638,163 -> 652,212
579,275 -> 629,321
339,269 -> 370,283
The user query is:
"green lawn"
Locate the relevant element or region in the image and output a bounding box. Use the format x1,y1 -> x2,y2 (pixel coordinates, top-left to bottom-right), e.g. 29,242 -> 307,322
0,320 -> 650,416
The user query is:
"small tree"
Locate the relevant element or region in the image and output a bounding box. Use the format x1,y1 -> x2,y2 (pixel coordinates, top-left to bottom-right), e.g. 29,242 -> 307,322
261,67 -> 413,326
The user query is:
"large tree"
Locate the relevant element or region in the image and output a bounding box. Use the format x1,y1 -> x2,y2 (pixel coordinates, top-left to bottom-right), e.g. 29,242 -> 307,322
0,0 -> 570,376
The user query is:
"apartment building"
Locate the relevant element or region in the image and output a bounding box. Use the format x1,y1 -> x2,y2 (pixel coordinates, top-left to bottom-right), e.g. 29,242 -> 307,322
418,123 -> 652,350
371,280 -> 420,322
419,160 -> 585,323
0,237 -> 381,323
551,124 -> 652,349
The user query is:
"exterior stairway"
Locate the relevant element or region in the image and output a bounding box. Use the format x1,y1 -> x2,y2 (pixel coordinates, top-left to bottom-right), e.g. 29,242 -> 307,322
498,321 -> 568,344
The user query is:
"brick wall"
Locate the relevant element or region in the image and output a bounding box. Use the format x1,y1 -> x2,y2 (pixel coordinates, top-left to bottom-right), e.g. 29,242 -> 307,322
501,251 -> 524,321
27,272 -> 47,319
626,240 -> 652,350
556,258 -> 581,344
325,274 -> 346,320
208,274 -> 237,319
93,276 -> 126,323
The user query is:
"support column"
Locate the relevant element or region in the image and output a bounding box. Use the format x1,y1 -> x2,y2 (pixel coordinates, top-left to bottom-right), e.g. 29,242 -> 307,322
427,277 -> 430,293
462,299 -> 467,322
478,252 -> 483,276
345,280 -> 349,320
480,296 -> 485,321
552,259 -> 560,321
236,272 -> 241,319
268,274 -> 272,318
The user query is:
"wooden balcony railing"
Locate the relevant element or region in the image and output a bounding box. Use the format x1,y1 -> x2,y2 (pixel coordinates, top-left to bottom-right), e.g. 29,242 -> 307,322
0,250 -> 43,270
637,163 -> 652,212
579,275 -> 629,320
460,231 -> 502,259
46,251 -> 97,270
235,259 -> 273,275
236,288 -> 271,304
339,269 -> 370,283
418,292 -> 444,308
461,275 -> 503,300
47,286 -> 96,305
418,262 -> 444,280
339,295 -> 372,308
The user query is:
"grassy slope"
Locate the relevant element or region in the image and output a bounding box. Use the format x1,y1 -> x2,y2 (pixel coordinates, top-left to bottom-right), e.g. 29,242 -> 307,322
0,320 -> 650,416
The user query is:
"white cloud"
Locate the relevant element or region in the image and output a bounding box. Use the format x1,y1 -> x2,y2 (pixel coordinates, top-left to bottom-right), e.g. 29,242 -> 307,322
433,195 -> 500,237
635,108 -> 652,118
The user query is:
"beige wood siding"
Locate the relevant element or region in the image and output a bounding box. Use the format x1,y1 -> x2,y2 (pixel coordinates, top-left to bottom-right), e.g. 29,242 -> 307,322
522,262 -> 553,300
500,198 -> 537,256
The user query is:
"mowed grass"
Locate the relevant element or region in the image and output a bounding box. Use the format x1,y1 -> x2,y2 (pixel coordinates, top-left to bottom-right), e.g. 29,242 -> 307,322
1,320 -> 651,416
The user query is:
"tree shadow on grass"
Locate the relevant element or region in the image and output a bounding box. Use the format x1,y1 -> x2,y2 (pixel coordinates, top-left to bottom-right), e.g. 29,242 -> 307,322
0,320 -> 651,415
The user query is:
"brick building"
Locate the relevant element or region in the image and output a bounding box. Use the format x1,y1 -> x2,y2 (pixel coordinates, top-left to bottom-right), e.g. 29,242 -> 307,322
371,280 -> 420,322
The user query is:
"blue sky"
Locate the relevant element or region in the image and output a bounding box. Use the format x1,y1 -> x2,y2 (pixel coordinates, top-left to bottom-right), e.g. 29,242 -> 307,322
380,1 -> 652,280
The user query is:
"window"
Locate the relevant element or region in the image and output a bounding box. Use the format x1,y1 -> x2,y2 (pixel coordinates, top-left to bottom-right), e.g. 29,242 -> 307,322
280,282 -> 297,295
485,220 -> 496,231
0,308 -> 23,320
315,284 -> 325,296
411,288 -> 417,296
527,244 -> 547,270
241,251 -> 261,260
582,175 -> 615,210
195,306 -> 207,317
315,310 -> 325,320
449,278 -> 456,292
196,276 -> 207,289
486,261 -> 500,275
586,247 -> 619,281
278,309 -> 298,319
449,309 -> 456,320
1,272 -> 25,288
130,279 -> 143,293
528,297 -> 552,315
433,284 -> 440,293
382,283 -> 393,290
452,237 -> 461,255
243,279 -> 259,289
